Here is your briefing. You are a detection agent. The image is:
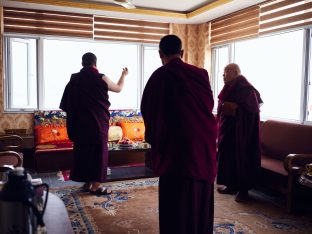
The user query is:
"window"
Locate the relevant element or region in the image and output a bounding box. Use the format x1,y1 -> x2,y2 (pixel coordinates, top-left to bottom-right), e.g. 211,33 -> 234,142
5,37 -> 37,110
143,46 -> 162,88
212,46 -> 229,108
307,30 -> 312,122
4,36 -> 160,111
212,29 -> 309,122
234,30 -> 304,121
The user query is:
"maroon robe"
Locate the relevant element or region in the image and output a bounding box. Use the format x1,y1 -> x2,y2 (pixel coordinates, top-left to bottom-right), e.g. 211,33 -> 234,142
60,66 -> 110,182
217,75 -> 263,191
141,58 -> 216,233
141,58 -> 217,182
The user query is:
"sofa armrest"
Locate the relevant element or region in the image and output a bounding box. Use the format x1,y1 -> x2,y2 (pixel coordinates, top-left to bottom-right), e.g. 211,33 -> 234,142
284,153 -> 312,174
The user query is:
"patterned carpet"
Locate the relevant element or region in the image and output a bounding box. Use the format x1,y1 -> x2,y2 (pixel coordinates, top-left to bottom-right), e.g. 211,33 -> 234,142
50,177 -> 312,234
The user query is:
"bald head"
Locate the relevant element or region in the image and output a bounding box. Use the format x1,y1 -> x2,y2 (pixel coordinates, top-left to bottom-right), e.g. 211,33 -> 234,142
223,63 -> 241,84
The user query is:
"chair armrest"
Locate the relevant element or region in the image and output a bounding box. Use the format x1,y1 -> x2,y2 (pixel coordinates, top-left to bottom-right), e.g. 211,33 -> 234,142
284,153 -> 312,174
0,151 -> 23,167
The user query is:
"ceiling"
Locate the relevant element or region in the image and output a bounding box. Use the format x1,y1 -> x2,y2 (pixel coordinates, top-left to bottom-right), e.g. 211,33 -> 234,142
3,0 -> 267,24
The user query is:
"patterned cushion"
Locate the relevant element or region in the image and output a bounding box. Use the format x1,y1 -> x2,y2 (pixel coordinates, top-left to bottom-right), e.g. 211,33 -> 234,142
117,122 -> 145,141
34,110 -> 67,127
34,125 -> 70,144
110,110 -> 143,125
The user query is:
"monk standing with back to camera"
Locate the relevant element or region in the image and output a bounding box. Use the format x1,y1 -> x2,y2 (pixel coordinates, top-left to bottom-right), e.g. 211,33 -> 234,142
60,52 -> 128,195
141,34 -> 217,234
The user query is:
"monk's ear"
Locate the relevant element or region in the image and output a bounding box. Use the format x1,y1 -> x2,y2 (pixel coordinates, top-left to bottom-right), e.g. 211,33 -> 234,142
159,50 -> 164,59
180,49 -> 184,58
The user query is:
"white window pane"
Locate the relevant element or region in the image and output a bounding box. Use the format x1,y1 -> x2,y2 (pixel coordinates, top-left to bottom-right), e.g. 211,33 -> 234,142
10,39 -> 37,109
143,46 -> 162,87
213,46 -> 229,107
234,30 -> 304,121
43,40 -> 86,110
308,31 -> 312,122
43,39 -> 139,110
96,44 -> 139,110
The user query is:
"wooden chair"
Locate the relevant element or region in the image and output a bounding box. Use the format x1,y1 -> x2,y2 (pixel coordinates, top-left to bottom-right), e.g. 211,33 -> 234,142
0,135 -> 23,152
0,135 -> 24,166
0,151 -> 23,167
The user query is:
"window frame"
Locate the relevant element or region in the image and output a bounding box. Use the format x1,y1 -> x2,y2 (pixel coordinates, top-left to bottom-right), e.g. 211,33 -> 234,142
211,27 -> 312,124
4,35 -> 39,112
3,34 -> 159,112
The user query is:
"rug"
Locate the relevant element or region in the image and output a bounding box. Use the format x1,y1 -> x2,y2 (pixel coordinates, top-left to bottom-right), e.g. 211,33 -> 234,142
51,178 -> 312,234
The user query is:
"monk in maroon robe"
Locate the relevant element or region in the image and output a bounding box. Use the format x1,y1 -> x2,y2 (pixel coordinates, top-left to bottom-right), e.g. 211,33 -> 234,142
60,52 -> 128,194
141,35 -> 217,234
217,63 -> 263,202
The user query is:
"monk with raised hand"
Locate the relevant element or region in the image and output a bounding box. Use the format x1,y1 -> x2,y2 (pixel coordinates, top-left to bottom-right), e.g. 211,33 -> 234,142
60,52 -> 128,195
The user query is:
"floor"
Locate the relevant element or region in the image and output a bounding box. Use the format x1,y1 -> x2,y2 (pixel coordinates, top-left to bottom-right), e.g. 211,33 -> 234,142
30,165 -> 155,188
29,166 -> 312,216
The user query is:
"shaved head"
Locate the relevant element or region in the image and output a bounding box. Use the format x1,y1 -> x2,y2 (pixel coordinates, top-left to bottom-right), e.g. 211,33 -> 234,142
223,63 -> 241,84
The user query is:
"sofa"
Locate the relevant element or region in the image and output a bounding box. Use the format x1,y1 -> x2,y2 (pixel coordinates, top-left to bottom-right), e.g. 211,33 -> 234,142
33,110 -> 146,172
260,120 -> 312,212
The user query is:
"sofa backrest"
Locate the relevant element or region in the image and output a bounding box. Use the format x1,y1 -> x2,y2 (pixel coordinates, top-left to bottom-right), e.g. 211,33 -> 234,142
261,120 -> 312,160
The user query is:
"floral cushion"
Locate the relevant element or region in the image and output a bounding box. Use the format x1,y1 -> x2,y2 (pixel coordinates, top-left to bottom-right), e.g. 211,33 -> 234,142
117,122 -> 145,141
110,110 -> 143,125
34,110 -> 67,127
34,125 -> 70,144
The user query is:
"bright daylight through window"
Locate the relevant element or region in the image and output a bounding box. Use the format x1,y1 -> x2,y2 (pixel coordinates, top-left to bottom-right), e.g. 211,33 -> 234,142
4,37 -> 161,111
213,29 -> 310,122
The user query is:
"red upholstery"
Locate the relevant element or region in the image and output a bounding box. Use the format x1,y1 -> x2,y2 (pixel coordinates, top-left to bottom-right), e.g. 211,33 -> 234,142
261,120 -> 312,161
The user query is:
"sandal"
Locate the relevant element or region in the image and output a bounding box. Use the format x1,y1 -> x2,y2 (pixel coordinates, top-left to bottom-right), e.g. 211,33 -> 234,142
81,183 -> 91,192
217,186 -> 237,195
89,186 -> 112,195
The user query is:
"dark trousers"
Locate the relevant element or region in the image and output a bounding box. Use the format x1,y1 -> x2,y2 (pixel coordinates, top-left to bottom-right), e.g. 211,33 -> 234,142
159,176 -> 214,234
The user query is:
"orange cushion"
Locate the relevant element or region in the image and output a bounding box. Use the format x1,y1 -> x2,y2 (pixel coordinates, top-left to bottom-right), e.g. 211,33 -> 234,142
35,125 -> 70,144
118,122 -> 145,141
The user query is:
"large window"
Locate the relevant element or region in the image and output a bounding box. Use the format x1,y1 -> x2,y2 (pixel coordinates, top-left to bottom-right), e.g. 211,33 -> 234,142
212,29 -> 310,122
4,36 -> 160,111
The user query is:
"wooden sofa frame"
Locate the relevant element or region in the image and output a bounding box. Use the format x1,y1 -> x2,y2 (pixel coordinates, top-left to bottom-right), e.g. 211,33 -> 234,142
260,120 -> 312,212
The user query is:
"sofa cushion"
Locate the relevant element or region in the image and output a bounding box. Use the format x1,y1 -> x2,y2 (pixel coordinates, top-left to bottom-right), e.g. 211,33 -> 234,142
108,126 -> 123,142
261,155 -> 288,176
261,120 -> 312,160
110,110 -> 143,125
35,142 -> 73,152
117,121 -> 145,141
34,125 -> 70,144
34,110 -> 67,127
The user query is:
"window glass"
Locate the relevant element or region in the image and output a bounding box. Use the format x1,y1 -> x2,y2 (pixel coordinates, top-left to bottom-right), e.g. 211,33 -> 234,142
8,38 -> 37,109
143,46 -> 162,88
234,30 -> 304,121
212,46 -> 229,108
43,39 -> 139,110
308,31 -> 312,122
